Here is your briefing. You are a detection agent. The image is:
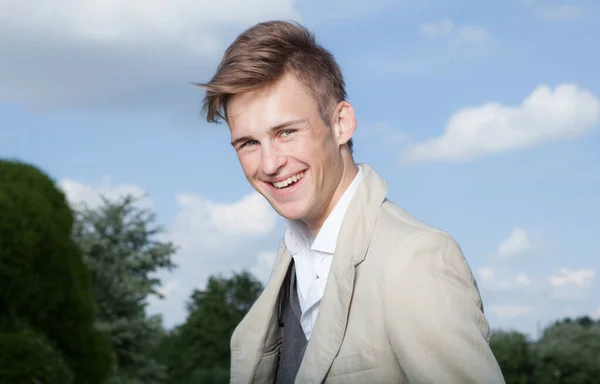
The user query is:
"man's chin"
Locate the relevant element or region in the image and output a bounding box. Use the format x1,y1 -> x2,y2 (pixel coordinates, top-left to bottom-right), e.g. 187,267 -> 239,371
272,203 -> 306,222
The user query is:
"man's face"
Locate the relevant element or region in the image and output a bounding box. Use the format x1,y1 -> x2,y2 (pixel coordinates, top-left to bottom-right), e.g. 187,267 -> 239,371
227,73 -> 353,228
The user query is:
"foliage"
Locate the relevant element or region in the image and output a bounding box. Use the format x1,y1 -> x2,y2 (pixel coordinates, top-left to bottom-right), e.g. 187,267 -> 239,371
0,326 -> 73,384
158,271 -> 264,384
180,367 -> 230,384
490,316 -> 600,384
72,194 -> 177,384
0,159 -> 114,383
489,330 -> 534,384
532,316 -> 600,384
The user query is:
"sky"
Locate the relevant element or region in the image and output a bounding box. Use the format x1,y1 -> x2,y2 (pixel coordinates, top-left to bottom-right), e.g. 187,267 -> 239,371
1,0 -> 599,339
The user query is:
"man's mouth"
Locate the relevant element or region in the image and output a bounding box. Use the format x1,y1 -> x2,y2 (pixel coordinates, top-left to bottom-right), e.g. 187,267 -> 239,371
271,172 -> 304,189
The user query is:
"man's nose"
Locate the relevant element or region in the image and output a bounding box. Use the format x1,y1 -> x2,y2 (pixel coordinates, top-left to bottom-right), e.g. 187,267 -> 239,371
261,145 -> 286,175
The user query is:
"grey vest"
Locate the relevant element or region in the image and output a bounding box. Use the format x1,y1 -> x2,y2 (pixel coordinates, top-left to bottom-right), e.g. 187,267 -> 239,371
276,262 -> 308,384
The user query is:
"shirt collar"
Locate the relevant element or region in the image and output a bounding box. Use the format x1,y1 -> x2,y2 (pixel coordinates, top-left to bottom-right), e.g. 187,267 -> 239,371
284,167 -> 363,255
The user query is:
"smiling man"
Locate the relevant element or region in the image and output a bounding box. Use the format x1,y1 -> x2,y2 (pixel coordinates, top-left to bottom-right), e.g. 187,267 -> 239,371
197,20 -> 505,384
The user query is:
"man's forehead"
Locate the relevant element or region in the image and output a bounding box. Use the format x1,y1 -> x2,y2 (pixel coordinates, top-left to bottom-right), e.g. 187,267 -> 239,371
229,101 -> 304,130
226,89 -> 269,127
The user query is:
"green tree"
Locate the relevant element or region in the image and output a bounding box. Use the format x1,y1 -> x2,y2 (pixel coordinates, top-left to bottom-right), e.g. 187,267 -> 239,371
160,271 -> 263,384
489,329 -> 534,384
0,159 -> 114,383
532,316 -> 600,384
72,194 -> 177,384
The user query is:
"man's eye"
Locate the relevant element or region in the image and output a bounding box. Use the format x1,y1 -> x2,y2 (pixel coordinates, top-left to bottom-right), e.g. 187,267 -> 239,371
243,140 -> 258,147
281,129 -> 295,137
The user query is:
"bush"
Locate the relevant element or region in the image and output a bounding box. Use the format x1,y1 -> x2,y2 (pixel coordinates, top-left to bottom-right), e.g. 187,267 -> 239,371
0,159 -> 114,383
0,326 -> 74,384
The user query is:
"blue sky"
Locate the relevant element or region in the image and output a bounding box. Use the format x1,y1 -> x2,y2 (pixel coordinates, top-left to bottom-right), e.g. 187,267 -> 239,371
1,0 -> 599,338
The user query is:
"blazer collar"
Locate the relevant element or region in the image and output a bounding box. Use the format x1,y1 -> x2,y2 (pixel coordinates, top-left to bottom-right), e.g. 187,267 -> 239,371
295,163 -> 388,383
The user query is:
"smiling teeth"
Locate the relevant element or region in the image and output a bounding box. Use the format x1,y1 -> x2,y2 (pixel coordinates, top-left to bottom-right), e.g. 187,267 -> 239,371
273,172 -> 304,189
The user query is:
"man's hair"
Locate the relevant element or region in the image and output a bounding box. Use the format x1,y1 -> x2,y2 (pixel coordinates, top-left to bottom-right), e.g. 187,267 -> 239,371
196,20 -> 353,153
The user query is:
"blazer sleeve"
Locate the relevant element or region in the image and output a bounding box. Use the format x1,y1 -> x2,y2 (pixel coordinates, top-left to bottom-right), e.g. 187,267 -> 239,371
382,231 -> 506,384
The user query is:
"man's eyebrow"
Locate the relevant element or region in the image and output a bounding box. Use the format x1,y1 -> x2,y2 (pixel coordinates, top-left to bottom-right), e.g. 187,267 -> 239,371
230,119 -> 307,147
230,135 -> 253,148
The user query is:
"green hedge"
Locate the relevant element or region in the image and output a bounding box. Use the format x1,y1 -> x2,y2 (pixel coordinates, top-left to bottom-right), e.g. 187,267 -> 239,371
0,159 -> 114,383
0,326 -> 74,384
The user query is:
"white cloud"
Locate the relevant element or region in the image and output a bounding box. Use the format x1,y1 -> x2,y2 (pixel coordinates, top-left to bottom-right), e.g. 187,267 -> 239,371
420,19 -> 488,44
477,267 -> 496,282
0,0 -> 299,46
515,274 -> 532,286
250,250 -> 278,284
58,176 -> 153,209
400,84 -> 600,165
58,176 -> 281,328
548,268 -> 596,301
534,4 -> 583,21
0,0 -> 300,111
170,191 -> 277,252
58,176 -> 278,251
488,304 -> 533,319
157,280 -> 180,297
476,266 -> 534,292
498,228 -> 531,259
478,229 -> 597,332
476,267 -> 509,291
549,268 -> 596,287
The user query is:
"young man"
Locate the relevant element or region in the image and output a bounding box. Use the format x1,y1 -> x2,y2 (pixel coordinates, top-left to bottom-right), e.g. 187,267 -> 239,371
197,20 -> 505,384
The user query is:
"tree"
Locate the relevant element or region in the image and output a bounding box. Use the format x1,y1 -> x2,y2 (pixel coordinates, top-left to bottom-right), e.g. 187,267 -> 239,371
489,329 -> 534,384
72,194 -> 177,384
0,159 -> 114,383
532,317 -> 600,384
160,271 -> 263,384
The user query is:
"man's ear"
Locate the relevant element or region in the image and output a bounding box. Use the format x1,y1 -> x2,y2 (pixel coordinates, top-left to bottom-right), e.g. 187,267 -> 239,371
332,101 -> 356,147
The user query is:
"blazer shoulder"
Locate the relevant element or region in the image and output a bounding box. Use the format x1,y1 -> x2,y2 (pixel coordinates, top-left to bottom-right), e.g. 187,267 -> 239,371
374,198 -> 452,247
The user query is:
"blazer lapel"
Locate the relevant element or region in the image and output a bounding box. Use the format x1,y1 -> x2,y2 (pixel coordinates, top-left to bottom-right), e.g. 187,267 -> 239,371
295,164 -> 389,383
230,240 -> 292,384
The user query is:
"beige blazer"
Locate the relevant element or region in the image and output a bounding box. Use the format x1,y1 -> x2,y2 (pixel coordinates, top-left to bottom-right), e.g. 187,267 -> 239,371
230,164 -> 505,384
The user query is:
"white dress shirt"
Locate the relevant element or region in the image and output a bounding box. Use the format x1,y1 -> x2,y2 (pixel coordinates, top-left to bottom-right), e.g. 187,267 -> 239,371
283,167 -> 363,339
